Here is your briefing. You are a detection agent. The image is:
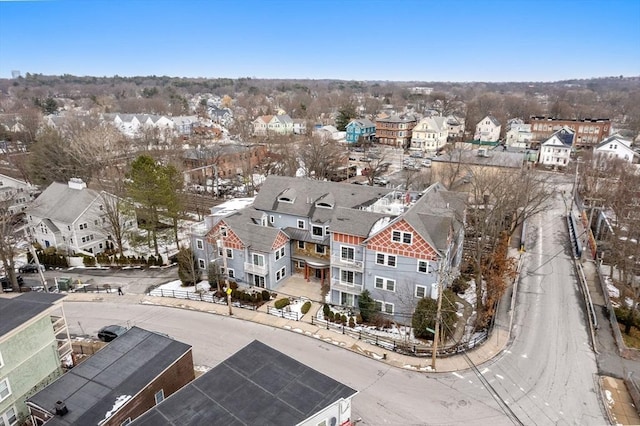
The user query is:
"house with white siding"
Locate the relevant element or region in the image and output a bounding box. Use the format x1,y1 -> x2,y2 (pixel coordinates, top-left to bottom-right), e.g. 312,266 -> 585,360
474,115 -> 501,142
411,116 -> 448,154
594,134 -> 637,164
538,127 -> 575,168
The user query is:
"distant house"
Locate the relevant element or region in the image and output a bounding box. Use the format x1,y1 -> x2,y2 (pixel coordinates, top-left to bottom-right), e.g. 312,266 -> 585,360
170,115 -> 199,137
182,144 -> 267,188
375,114 -> 417,148
292,118 -> 307,135
538,127 -> 575,168
252,114 -> 295,136
345,118 -> 376,144
103,113 -> 176,141
26,179 -> 137,255
594,134 -> 638,164
315,125 -> 344,141
26,327 -> 194,426
446,115 -> 465,141
207,106 -> 233,126
0,173 -> 39,215
411,116 -> 448,154
0,293 -> 71,425
505,118 -> 533,148
132,340 -> 357,426
474,115 -> 501,142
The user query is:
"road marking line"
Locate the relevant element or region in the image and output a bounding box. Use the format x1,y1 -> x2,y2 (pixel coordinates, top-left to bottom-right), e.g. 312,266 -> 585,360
452,372 -> 464,379
495,374 -> 504,380
521,354 -> 528,358
481,368 -> 489,374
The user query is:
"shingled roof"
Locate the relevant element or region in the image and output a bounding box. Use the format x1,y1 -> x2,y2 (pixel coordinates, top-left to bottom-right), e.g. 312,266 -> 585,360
132,340 -> 357,426
28,181 -> 104,225
221,208 -> 287,252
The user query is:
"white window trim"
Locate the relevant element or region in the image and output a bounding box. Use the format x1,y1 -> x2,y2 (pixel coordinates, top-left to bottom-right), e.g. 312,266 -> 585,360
297,219 -> 305,229
391,230 -> 413,244
196,239 -> 204,250
154,389 -> 164,405
228,268 -> 235,278
340,269 -> 355,285
1,406 -> 17,426
269,215 -> 275,223
375,300 -> 395,314
226,248 -> 233,259
340,245 -> 355,261
0,350 -> 3,369
311,225 -> 324,237
252,253 -> 265,266
374,276 -> 396,292
415,285 -> 428,298
375,252 -> 396,268
0,378 -> 12,402
198,258 -> 205,269
417,260 -> 429,274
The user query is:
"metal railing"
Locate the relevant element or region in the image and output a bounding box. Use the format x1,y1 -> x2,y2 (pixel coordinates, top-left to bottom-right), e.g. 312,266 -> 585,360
330,255 -> 364,270
243,262 -> 268,276
148,288 -> 258,310
266,306 -> 301,321
309,313 -> 488,358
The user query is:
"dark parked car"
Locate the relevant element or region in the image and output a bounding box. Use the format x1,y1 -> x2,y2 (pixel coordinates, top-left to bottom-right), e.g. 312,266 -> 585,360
1,275 -> 24,292
19,263 -> 43,273
98,325 -> 128,342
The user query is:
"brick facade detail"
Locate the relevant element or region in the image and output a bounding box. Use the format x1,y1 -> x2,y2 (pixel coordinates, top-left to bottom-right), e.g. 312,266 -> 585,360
207,221 -> 244,250
332,233 -> 365,245
366,219 -> 438,260
271,231 -> 290,250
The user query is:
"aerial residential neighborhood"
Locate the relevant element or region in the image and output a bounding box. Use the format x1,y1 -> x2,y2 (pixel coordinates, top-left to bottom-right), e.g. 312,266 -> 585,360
0,0 -> 639,425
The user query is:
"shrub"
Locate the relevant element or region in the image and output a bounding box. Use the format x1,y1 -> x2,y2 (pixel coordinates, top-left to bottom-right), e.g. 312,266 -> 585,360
323,303 -> 331,317
274,298 -> 290,310
328,311 -> 335,322
349,316 -> 356,328
230,281 -> 238,290
301,301 -> 311,314
340,314 -> 348,325
82,256 -> 96,267
254,292 -> 263,303
261,290 -> 271,301
451,276 -> 470,294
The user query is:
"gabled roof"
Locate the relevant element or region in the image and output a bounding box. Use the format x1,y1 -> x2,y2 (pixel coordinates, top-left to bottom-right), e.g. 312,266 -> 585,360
0,292 -> 66,338
479,115 -> 501,127
27,327 -> 192,426
131,340 -> 357,426
347,118 -> 376,129
542,127 -> 575,147
432,149 -> 526,169
28,182 -> 106,225
368,183 -> 466,253
330,207 -> 392,238
222,208 -> 287,252
596,133 -> 633,150
252,176 -> 390,221
376,114 -> 417,124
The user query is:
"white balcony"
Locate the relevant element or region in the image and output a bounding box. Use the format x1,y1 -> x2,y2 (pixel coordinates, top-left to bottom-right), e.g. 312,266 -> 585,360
330,255 -> 364,271
330,277 -> 363,294
244,262 -> 268,276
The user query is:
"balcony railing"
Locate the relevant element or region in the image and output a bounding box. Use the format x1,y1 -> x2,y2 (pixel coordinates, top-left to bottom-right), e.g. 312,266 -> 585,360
330,255 -> 364,271
244,262 -> 268,276
330,278 -> 363,294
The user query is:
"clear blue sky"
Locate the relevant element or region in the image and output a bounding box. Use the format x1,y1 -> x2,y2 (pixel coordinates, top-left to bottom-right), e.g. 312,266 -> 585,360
0,0 -> 638,82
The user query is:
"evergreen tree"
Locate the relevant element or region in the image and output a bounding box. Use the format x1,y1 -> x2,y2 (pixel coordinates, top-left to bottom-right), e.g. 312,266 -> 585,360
358,290 -> 376,323
412,289 -> 458,340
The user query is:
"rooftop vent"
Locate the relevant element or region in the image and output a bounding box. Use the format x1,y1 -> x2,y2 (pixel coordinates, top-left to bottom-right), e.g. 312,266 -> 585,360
68,178 -> 86,190
55,401 -> 68,416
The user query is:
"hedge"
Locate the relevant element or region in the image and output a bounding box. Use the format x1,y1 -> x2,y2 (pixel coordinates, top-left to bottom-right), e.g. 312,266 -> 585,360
274,298 -> 291,310
301,301 -> 311,314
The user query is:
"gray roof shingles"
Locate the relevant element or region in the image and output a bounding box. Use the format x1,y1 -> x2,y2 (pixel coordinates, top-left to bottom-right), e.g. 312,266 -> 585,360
28,327 -> 192,426
29,182 -> 102,225
0,292 -> 66,337
132,340 -> 357,426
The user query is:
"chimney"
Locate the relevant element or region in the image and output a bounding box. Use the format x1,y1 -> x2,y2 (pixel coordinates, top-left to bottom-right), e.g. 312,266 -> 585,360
68,178 -> 87,190
55,401 -> 68,416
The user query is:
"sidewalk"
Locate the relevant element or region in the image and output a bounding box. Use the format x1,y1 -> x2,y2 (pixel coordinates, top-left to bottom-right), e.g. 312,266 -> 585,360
63,286 -> 511,373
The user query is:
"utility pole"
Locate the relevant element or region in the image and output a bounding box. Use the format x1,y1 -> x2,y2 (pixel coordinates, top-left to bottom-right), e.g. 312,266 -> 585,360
27,244 -> 48,292
431,255 -> 446,370
219,235 -> 232,316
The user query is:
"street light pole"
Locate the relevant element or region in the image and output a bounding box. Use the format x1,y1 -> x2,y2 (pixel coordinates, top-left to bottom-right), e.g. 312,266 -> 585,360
431,256 -> 447,370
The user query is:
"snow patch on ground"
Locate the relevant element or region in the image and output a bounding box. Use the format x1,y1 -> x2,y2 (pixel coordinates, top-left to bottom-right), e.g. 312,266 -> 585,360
605,389 -> 615,405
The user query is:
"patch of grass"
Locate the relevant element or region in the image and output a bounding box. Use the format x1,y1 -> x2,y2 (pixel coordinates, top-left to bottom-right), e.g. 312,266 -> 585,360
618,323 -> 640,349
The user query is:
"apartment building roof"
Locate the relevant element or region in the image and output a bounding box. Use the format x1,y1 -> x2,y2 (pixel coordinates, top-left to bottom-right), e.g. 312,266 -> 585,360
132,340 -> 357,426
0,292 -> 66,337
27,327 -> 192,426
28,181 -> 103,225
221,208 -> 287,252
252,176 -> 390,222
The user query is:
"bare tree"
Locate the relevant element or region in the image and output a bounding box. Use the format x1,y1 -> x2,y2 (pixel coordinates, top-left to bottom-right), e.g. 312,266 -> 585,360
0,192 -> 27,292
298,134 -> 345,180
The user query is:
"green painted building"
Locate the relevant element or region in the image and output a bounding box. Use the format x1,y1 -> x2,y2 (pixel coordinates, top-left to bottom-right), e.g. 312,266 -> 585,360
0,293 -> 70,426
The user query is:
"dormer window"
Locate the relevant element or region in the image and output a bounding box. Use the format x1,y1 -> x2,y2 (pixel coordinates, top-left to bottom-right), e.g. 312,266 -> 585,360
316,202 -> 333,209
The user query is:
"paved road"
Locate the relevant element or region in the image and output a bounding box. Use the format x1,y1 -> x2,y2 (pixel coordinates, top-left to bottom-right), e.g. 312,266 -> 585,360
484,188 -> 602,424
64,302 -> 514,425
